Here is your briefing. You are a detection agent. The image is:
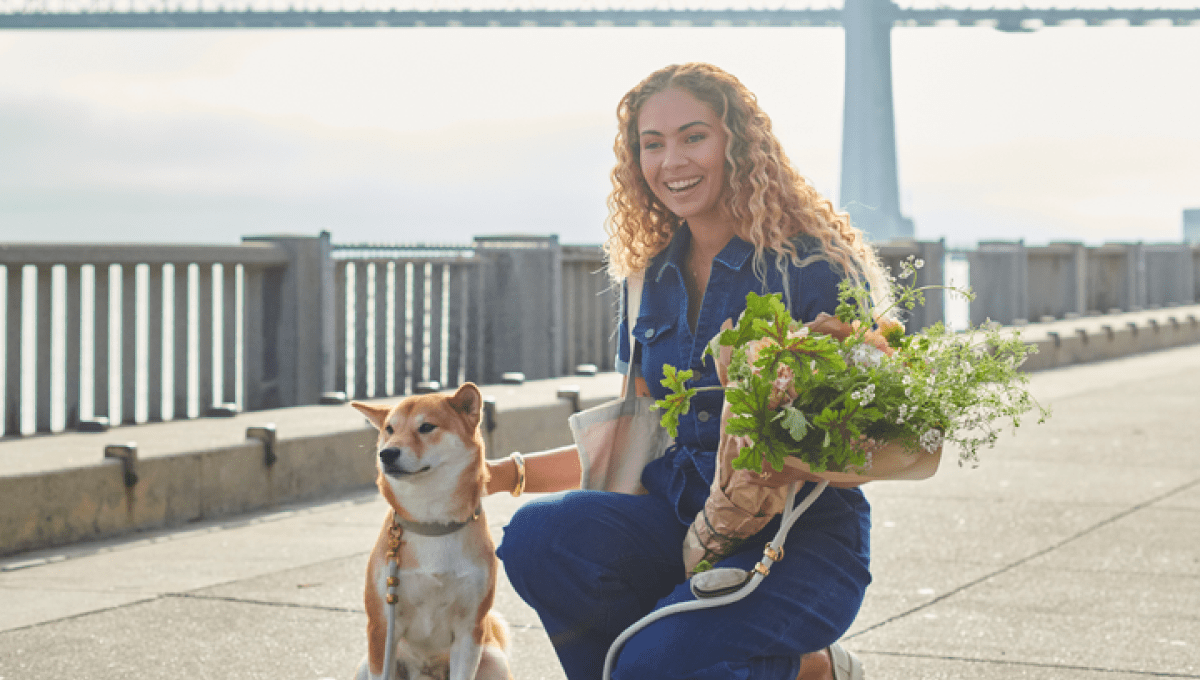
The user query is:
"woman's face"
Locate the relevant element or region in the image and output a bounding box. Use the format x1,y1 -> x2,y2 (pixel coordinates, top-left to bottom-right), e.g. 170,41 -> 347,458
637,87 -> 729,229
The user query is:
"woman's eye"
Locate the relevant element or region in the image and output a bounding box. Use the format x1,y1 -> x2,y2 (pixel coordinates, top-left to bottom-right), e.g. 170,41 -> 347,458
418,422 -> 437,434
642,141 -> 661,151
686,133 -> 706,143
385,425 -> 394,435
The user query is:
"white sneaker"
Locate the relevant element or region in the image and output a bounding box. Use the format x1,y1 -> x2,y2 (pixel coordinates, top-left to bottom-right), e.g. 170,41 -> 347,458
829,642 -> 865,680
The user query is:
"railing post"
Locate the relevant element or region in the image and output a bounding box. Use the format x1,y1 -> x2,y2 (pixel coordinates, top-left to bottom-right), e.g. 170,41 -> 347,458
94,265 -> 111,425
968,240 -> 1028,326
36,265 -> 53,432
1193,244 -> 1200,304
1027,242 -> 1086,320
912,239 -> 945,330
64,264 -> 82,430
1144,243 -> 1194,308
473,235 -> 563,384
1071,242 -> 1088,316
242,233 -> 334,407
146,264 -> 164,422
4,265 -> 22,436
1126,242 -> 1147,311
172,264 -> 190,419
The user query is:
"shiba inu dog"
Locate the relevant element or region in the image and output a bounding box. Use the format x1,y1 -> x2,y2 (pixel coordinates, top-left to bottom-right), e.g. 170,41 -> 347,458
352,384 -> 511,680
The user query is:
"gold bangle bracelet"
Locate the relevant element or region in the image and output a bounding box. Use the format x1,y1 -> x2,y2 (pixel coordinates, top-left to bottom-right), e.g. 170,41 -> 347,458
509,452 -> 526,497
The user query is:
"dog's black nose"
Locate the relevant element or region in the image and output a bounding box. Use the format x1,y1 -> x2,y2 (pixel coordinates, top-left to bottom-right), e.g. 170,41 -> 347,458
379,448 -> 402,466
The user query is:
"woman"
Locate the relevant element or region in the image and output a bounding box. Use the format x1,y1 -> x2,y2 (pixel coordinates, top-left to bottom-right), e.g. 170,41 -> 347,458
485,63 -> 892,680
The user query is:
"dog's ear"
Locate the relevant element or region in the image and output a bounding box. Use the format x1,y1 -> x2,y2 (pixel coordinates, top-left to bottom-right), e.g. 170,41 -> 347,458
351,401 -> 392,431
448,383 -> 482,427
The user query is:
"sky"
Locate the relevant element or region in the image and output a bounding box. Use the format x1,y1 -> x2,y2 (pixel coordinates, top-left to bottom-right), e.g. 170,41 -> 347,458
1,5 -> 1199,248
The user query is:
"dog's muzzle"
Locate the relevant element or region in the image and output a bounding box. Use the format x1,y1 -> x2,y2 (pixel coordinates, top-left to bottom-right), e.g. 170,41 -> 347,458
378,447 -> 432,478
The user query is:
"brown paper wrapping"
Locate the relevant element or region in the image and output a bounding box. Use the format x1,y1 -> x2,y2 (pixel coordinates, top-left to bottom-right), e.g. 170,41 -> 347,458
682,313 -> 937,576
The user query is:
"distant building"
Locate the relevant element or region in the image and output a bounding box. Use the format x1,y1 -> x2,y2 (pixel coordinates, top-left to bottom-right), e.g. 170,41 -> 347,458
1186,208 -> 1200,244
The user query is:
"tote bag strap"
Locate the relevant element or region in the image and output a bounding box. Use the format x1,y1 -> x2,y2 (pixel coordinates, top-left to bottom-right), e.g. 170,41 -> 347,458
623,270 -> 646,400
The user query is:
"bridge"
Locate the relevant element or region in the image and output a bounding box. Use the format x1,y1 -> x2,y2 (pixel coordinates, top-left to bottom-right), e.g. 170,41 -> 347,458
3,0 -> 1198,242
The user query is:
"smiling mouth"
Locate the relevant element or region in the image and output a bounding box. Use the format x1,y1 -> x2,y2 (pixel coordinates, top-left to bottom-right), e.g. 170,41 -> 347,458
384,464 -> 432,478
666,177 -> 702,193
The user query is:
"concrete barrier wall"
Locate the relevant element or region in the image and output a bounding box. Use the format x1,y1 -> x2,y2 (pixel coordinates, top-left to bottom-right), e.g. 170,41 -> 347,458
1010,306 -> 1200,371
0,373 -> 619,558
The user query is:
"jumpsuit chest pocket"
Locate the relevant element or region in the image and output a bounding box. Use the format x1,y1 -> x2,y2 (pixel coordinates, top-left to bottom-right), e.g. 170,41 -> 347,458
631,316 -> 680,400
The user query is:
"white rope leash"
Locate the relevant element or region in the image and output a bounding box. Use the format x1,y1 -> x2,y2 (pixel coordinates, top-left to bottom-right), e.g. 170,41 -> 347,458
382,518 -> 402,680
601,480 -> 829,680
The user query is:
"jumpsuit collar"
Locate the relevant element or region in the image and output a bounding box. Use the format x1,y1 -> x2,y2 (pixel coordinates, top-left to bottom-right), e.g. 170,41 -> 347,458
653,224 -> 756,283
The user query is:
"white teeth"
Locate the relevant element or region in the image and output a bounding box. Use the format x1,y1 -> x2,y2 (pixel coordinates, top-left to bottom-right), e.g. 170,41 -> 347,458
667,177 -> 702,192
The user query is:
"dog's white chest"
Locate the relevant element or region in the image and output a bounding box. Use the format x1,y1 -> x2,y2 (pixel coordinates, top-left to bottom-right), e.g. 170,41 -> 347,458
386,534 -> 490,652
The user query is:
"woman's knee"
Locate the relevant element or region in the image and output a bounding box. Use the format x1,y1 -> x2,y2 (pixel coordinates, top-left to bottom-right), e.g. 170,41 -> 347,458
497,492 -> 574,590
499,491 -> 684,607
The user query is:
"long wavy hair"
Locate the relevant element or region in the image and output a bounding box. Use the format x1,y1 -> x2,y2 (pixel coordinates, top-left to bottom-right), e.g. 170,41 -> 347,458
604,62 -> 893,315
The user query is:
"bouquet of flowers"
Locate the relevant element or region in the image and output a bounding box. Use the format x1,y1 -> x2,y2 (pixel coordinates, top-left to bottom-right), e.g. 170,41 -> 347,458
657,257 -> 1049,574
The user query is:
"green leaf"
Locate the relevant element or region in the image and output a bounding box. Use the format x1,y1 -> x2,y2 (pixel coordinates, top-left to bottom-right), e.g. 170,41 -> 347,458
776,406 -> 809,441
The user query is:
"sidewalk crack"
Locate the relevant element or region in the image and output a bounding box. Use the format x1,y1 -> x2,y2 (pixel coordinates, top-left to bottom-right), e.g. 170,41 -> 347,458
164,592 -> 364,614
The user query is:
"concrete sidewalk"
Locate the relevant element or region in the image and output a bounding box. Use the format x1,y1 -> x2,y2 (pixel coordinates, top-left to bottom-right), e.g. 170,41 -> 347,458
2,343 -> 1198,679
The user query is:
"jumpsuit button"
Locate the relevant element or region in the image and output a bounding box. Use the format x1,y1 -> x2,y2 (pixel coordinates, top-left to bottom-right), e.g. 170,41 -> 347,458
697,411 -> 711,423
644,328 -> 655,339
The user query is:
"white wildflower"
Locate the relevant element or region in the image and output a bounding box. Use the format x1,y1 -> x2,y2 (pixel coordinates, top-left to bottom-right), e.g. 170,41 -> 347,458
848,344 -> 885,369
851,383 -> 876,405
920,428 -> 944,452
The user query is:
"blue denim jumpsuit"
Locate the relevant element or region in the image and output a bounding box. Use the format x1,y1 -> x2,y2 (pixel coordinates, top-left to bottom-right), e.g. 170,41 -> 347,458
498,226 -> 872,680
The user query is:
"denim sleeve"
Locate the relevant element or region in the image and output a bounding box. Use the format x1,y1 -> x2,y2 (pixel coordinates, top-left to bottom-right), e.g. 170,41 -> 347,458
614,277 -> 631,376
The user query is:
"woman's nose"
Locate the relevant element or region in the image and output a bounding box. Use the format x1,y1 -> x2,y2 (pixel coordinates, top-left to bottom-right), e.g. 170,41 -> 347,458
662,144 -> 686,169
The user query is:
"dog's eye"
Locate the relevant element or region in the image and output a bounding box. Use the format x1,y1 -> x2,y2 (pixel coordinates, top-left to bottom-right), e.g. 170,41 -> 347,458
385,425 -> 394,435
418,422 -> 437,434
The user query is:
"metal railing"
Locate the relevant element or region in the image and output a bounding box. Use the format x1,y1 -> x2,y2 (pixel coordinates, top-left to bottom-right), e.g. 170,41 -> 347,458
331,243 -> 480,400
5,233 -> 1195,439
0,242 -> 289,435
967,241 -> 1200,326
0,234 -> 619,437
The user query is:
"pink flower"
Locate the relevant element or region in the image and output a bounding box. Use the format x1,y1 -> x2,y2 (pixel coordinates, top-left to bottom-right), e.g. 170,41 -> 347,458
769,363 -> 799,409
744,338 -> 776,377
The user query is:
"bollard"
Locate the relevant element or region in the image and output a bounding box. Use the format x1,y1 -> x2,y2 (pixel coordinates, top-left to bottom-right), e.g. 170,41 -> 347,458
247,424 -> 278,467
557,386 -> 582,414
415,381 -> 442,394
78,416 -> 110,433
501,372 -> 525,385
104,443 -> 138,488
575,364 -> 599,376
482,397 -> 498,435
319,391 -> 348,405
205,403 -> 239,418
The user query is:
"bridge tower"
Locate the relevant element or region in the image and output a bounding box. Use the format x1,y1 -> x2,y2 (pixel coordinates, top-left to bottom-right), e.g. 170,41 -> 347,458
840,0 -> 914,243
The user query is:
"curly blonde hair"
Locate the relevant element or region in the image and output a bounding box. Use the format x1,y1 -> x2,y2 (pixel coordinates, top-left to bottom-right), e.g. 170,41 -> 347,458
604,62 -> 893,314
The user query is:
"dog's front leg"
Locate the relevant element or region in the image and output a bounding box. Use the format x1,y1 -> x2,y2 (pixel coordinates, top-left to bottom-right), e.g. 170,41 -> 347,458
448,631 -> 484,680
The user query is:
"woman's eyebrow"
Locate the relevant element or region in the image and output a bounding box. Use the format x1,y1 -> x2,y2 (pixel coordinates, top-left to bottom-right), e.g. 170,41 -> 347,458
639,121 -> 710,137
